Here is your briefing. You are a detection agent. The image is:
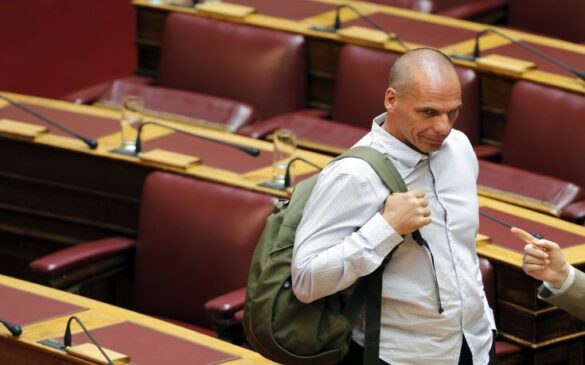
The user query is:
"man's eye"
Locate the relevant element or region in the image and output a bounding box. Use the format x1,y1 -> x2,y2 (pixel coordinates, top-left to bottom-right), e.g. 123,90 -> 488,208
423,109 -> 434,116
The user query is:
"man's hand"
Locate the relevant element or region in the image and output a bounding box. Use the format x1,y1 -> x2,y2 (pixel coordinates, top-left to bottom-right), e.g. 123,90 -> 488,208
382,190 -> 431,235
512,227 -> 570,289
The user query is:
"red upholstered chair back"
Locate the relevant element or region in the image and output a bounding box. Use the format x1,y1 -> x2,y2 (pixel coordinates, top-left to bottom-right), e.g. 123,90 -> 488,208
503,81 -> 585,188
478,257 -> 496,308
132,172 -> 276,328
158,13 -> 307,119
508,0 -> 585,43
332,45 -> 481,144
332,45 -> 399,128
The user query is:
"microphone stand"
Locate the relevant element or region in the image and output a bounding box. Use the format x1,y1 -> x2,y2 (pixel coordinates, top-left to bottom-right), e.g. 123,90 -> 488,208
284,157 -> 323,189
259,156 -> 323,191
0,318 -> 22,337
310,3 -> 410,51
0,94 -> 99,149
111,120 -> 260,157
452,28 -> 585,82
63,316 -> 113,365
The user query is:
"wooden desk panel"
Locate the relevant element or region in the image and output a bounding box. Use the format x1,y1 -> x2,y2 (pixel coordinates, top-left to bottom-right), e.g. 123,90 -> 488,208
0,275 -> 274,365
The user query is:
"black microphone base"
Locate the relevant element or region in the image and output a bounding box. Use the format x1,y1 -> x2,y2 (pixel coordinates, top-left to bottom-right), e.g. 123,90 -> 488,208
309,25 -> 337,33
110,147 -> 139,156
39,338 -> 66,351
258,181 -> 286,191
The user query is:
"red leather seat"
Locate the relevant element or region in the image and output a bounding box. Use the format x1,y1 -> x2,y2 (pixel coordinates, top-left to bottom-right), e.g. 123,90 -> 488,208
507,0 -> 585,42
244,44 -> 498,158
64,13 -> 307,131
477,81 -> 585,223
30,172 -> 276,337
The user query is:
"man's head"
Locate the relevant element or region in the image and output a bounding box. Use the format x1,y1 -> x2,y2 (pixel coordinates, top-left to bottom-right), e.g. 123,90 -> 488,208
383,48 -> 462,154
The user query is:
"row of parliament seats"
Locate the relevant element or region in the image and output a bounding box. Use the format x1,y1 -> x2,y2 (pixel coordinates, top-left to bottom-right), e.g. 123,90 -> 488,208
62,12 -> 585,225
366,0 -> 585,43
28,170 -> 523,362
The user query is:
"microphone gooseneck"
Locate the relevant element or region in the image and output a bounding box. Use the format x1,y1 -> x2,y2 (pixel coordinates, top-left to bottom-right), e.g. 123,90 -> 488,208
310,4 -> 410,51
64,316 -> 113,365
479,210 -> 543,239
134,120 -> 260,157
335,4 -> 411,51
0,94 -> 99,149
0,318 -> 22,337
453,28 -> 585,82
283,157 -> 323,189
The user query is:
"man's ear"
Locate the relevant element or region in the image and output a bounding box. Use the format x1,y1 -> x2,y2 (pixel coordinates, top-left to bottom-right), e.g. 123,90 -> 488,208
384,87 -> 397,112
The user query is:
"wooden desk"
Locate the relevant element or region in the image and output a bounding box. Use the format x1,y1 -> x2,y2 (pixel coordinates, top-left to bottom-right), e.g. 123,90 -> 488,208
2,92 -> 585,363
0,92 -> 330,278
0,274 -> 273,365
132,0 -> 585,146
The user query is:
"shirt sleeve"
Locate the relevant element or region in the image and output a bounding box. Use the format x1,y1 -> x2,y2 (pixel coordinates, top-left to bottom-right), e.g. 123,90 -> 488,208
542,265 -> 576,296
291,159 -> 404,303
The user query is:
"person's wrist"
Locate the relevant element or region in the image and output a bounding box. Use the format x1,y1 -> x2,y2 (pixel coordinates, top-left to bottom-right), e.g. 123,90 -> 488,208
550,263 -> 571,289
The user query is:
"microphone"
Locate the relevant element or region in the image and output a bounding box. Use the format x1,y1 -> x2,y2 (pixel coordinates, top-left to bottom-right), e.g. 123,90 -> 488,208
310,4 -> 410,51
63,316 -> 114,365
283,157 -> 323,189
0,94 -> 99,149
0,317 -> 22,337
479,210 -> 543,239
451,28 -> 585,82
128,120 -> 260,157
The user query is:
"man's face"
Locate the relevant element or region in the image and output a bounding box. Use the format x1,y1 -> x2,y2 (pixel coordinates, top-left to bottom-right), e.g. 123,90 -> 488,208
384,72 -> 462,154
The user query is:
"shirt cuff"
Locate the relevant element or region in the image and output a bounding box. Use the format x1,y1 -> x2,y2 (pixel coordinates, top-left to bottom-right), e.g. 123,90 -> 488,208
543,265 -> 575,295
361,212 -> 404,257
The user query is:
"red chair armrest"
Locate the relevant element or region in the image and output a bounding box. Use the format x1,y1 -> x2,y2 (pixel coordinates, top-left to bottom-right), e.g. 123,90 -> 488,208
238,119 -> 283,139
204,287 -> 247,320
562,200 -> 585,224
30,237 -> 135,276
474,144 -> 502,161
62,81 -> 114,104
62,76 -> 154,104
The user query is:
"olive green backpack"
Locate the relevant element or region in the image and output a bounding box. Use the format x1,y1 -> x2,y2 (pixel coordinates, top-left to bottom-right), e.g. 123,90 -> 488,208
243,146 -> 410,365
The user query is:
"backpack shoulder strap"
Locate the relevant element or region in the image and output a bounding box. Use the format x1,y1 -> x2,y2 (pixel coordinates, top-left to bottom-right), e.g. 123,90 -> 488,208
334,146 -> 407,194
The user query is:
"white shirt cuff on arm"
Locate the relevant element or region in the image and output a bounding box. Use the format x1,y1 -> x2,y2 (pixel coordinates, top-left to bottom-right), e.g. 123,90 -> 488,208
544,265 -> 575,295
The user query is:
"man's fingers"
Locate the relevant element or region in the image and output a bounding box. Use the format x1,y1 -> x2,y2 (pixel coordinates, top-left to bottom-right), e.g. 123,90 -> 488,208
523,263 -> 546,274
532,240 -> 561,252
524,243 -> 549,259
511,227 -> 535,244
411,190 -> 425,198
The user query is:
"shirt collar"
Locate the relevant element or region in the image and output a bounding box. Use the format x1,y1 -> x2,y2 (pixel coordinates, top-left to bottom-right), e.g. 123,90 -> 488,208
371,113 -> 429,169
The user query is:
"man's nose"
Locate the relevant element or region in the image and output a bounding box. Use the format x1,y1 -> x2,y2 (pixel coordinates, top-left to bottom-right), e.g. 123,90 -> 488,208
433,114 -> 452,136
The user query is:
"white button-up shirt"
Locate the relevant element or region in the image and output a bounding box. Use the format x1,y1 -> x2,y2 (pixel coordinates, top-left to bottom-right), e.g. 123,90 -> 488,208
292,114 -> 496,364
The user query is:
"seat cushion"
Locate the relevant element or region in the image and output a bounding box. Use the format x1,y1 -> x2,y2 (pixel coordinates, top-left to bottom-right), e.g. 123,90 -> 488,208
241,113 -> 368,152
478,160 -> 584,217
99,79 -> 258,132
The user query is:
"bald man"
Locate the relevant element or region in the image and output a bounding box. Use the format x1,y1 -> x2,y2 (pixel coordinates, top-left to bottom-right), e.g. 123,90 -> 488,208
292,48 -> 496,364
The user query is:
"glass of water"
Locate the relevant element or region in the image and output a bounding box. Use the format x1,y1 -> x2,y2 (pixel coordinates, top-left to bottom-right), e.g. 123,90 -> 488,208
272,129 -> 297,186
120,95 -> 144,153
